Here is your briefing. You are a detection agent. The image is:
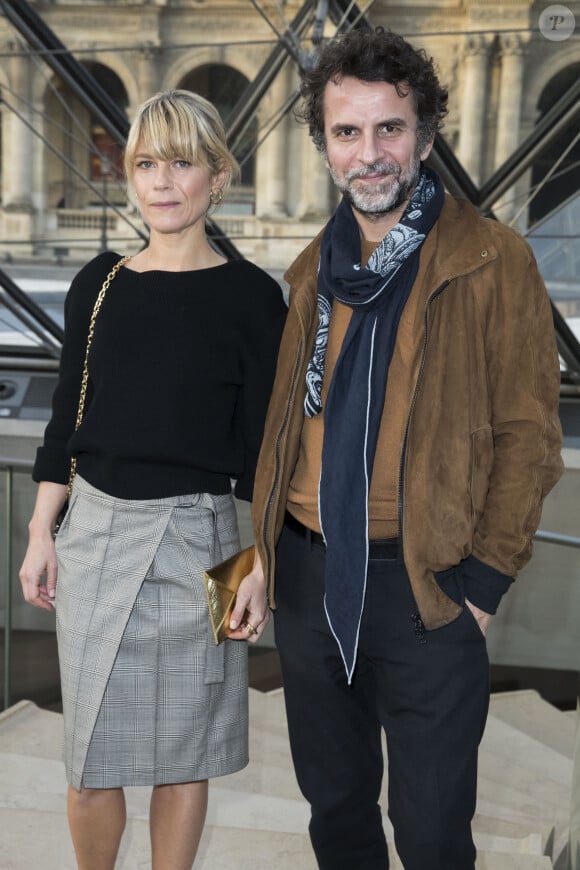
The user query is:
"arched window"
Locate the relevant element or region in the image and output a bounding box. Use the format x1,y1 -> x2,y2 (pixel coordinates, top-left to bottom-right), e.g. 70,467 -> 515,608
85,63 -> 128,187
530,63 -> 580,225
179,65 -> 256,189
44,63 -> 128,209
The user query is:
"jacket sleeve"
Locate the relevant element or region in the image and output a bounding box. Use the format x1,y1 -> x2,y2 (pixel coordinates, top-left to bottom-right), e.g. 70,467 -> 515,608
462,235 -> 563,613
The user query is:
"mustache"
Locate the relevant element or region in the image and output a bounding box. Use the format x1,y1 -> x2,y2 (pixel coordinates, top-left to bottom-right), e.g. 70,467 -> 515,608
346,162 -> 401,181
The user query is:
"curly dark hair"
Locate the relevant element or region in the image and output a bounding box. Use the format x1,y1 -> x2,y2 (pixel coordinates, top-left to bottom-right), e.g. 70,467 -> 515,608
297,27 -> 448,154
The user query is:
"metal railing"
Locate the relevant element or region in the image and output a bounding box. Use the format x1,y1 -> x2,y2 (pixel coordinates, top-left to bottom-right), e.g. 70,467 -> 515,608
1,458 -> 35,711
2,459 -> 580,711
534,529 -> 580,548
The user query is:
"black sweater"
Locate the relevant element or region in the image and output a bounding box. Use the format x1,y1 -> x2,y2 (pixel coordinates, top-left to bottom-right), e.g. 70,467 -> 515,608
34,252 -> 287,501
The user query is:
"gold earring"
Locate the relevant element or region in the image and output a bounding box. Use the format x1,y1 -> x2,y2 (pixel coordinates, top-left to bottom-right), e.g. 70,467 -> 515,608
209,188 -> 223,206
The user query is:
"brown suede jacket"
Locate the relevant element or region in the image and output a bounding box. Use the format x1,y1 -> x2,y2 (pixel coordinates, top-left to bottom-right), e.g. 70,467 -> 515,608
252,193 -> 564,629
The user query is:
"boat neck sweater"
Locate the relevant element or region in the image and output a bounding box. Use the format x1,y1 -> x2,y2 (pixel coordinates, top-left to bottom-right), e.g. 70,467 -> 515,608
34,251 -> 287,501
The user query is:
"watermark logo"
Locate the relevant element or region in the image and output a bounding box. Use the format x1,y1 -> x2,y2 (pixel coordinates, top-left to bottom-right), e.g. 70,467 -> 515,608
539,4 -> 576,40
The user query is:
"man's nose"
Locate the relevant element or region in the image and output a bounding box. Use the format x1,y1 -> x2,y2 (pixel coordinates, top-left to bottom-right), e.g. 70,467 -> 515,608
358,131 -> 384,165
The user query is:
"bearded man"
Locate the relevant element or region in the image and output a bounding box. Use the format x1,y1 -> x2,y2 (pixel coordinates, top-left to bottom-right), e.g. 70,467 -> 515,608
236,27 -> 563,870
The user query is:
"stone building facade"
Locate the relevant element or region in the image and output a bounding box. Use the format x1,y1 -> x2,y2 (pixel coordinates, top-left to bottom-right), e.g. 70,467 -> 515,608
0,0 -> 578,268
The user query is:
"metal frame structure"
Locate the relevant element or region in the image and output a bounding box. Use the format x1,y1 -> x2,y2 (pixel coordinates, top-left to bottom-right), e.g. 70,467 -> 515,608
0,0 -> 243,261
0,0 -> 579,388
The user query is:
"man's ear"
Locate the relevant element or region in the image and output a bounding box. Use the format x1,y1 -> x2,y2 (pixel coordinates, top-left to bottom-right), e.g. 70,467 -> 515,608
419,135 -> 435,162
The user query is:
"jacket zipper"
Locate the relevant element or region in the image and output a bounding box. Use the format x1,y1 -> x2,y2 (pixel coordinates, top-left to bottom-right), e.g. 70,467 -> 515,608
397,280 -> 451,544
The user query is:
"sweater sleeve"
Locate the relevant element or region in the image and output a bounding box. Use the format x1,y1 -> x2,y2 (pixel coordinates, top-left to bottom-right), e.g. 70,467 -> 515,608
33,253 -> 121,483
459,553 -> 513,614
234,268 -> 287,501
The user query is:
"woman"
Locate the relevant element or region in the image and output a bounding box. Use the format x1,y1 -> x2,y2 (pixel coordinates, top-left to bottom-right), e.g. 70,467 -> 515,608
19,89 -> 287,870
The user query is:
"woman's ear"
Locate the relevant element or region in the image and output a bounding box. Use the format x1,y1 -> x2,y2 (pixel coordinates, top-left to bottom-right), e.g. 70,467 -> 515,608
212,163 -> 230,193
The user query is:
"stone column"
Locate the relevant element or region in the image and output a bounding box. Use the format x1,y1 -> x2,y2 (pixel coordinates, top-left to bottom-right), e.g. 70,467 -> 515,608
138,44 -> 162,104
0,101 -> 10,208
255,65 -> 289,219
4,47 -> 33,209
31,98 -> 46,215
457,34 -> 491,186
493,34 -> 527,223
296,128 -> 331,220
1,45 -> 34,253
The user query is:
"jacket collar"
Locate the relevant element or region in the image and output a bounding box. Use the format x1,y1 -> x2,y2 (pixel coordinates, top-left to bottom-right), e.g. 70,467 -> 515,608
284,194 -> 499,291
423,194 -> 499,282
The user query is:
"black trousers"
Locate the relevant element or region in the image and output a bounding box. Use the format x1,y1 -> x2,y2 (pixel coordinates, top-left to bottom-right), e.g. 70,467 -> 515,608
273,517 -> 490,870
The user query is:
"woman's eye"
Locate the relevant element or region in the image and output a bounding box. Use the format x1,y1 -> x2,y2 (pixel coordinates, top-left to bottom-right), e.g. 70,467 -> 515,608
136,160 -> 153,169
174,159 -> 191,168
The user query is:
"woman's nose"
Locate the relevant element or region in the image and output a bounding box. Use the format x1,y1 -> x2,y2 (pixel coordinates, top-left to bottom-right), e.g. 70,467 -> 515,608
153,165 -> 172,188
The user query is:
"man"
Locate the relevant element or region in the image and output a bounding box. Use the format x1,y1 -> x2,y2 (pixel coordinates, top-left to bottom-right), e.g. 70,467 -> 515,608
242,27 -> 563,870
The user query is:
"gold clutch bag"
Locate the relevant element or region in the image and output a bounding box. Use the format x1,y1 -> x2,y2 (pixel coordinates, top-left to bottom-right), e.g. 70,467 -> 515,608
203,545 -> 255,644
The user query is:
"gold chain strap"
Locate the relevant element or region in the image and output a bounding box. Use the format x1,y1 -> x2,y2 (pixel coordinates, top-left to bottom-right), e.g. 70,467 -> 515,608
66,255 -> 132,499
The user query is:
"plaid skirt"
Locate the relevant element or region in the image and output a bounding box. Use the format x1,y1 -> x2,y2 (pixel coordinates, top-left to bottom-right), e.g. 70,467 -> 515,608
54,475 -> 248,791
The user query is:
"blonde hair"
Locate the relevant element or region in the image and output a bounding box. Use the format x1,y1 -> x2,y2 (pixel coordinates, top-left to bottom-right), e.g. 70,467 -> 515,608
124,89 -> 240,196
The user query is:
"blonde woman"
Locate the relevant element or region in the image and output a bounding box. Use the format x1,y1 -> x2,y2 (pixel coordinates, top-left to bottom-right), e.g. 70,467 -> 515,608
19,90 -> 286,869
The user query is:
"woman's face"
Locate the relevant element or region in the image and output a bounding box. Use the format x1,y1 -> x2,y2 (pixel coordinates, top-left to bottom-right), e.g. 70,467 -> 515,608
130,144 -> 223,237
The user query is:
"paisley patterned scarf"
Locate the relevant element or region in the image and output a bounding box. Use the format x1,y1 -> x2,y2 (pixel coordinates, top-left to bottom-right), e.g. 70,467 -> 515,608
305,167 -> 444,681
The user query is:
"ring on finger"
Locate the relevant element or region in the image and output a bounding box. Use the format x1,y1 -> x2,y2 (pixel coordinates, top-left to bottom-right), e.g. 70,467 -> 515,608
245,622 -> 257,636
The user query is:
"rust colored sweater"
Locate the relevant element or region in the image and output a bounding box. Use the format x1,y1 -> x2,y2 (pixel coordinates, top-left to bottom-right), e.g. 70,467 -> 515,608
287,238 -> 422,539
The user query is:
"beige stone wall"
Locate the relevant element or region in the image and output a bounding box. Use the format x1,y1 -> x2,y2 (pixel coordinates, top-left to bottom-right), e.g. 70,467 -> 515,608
0,1 -> 578,267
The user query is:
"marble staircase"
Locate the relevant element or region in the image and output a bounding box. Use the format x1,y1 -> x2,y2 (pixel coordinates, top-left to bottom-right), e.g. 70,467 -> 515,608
0,688 -> 576,869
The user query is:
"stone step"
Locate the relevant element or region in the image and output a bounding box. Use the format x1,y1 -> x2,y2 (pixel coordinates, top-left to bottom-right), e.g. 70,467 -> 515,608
0,806 -> 557,870
477,773 -> 568,828
477,748 -> 571,816
476,854 -> 554,869
0,692 -> 571,870
478,698 -> 574,868
0,699 -> 63,760
0,808 -> 78,870
473,814 -> 554,854
489,691 -> 576,759
474,802 -> 563,865
248,686 -> 292,733
480,714 -> 573,788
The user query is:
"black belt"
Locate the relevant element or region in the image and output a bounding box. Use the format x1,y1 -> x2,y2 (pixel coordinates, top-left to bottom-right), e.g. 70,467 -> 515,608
284,511 -> 398,559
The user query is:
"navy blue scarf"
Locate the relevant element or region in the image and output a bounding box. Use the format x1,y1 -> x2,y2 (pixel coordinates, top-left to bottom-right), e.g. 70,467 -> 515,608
304,168 -> 444,681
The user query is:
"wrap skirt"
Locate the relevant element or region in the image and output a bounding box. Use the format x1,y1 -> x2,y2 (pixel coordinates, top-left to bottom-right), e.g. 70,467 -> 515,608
54,475 -> 249,791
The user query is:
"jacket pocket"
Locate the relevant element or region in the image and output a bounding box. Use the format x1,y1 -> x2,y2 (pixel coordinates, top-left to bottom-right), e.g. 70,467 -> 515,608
433,565 -> 464,606
53,490 -> 79,550
433,566 -> 486,640
470,425 -> 493,524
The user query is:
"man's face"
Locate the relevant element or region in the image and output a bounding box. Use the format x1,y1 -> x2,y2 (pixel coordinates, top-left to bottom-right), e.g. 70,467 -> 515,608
322,77 -> 433,221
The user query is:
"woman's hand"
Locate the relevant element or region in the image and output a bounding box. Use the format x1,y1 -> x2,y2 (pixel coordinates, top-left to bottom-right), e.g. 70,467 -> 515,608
228,549 -> 269,643
19,532 -> 59,611
19,481 -> 67,611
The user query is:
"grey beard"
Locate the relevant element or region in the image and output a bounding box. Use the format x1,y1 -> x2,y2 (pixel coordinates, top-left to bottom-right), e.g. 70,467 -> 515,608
330,160 -> 421,220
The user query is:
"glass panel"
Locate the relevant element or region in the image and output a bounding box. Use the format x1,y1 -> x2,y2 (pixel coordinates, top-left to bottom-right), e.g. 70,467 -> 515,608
180,65 -> 256,188
527,192 -> 580,344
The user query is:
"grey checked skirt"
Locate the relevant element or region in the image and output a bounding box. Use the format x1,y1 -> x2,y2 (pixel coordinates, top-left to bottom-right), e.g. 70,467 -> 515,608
54,475 -> 248,791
